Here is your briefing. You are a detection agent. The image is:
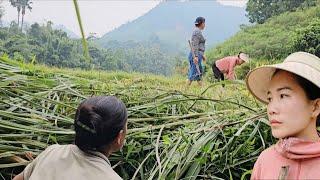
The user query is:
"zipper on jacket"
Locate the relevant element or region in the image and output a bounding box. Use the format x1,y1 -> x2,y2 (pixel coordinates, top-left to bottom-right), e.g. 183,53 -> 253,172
278,166 -> 290,180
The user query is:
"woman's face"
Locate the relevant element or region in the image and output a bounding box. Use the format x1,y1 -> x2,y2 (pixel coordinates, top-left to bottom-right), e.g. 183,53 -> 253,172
200,22 -> 206,30
267,70 -> 316,139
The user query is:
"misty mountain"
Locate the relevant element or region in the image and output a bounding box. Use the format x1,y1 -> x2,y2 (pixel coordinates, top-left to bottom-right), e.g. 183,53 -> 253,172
54,24 -> 80,39
97,1 -> 248,53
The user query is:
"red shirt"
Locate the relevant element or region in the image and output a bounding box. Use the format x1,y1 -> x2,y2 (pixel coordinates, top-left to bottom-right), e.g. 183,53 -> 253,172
215,56 -> 241,80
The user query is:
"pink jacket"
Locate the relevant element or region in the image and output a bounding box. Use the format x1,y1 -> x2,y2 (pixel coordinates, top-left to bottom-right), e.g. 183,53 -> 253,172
215,56 -> 240,80
251,137 -> 320,180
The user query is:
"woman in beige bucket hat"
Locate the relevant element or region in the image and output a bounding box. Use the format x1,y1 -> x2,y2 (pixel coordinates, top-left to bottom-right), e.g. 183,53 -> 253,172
247,52 -> 320,179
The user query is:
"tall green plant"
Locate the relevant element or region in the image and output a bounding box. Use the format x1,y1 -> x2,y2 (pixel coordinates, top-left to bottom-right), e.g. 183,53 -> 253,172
72,0 -> 91,63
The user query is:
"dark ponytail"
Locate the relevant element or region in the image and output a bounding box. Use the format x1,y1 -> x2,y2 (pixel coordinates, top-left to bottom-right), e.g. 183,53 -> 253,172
74,96 -> 127,151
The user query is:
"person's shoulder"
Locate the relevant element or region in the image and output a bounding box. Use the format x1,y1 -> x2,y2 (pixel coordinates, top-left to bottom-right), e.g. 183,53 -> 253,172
105,170 -> 123,180
41,144 -> 70,155
94,160 -> 123,180
192,28 -> 202,35
218,56 -> 234,62
93,165 -> 122,180
41,144 -> 59,152
47,144 -> 64,150
229,56 -> 239,61
225,56 -> 238,65
257,145 -> 277,161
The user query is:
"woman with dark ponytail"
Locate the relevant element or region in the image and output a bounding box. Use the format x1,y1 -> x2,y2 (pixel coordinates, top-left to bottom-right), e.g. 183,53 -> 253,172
14,96 -> 127,180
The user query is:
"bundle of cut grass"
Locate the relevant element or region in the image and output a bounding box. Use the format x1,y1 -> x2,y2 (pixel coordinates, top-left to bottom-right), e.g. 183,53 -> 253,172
0,56 -> 273,180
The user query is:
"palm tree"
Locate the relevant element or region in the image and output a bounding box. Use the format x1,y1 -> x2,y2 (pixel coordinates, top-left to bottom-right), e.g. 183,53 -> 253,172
0,3 -> 4,26
20,0 -> 32,31
9,0 -> 32,31
9,0 -> 21,27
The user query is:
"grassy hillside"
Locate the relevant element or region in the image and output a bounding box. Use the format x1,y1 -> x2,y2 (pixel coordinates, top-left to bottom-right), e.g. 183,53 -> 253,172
0,55 -> 273,179
206,5 -> 320,61
202,5 -> 320,80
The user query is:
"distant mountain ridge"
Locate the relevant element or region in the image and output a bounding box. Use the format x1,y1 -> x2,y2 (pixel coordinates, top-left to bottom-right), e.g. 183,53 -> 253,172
54,24 -> 80,39
97,1 -> 248,53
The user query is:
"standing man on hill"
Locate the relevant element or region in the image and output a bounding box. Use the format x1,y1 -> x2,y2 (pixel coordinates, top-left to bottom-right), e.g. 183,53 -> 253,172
212,52 -> 249,81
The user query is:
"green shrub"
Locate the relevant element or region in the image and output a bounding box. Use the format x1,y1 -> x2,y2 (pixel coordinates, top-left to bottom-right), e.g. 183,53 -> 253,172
292,18 -> 320,57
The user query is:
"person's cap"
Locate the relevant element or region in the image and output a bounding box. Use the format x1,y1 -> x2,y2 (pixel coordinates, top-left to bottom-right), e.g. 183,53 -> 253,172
246,52 -> 320,104
239,53 -> 250,63
195,17 -> 205,25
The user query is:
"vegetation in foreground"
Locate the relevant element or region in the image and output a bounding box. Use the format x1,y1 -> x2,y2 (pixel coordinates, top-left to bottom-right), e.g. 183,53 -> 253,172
0,55 -> 274,179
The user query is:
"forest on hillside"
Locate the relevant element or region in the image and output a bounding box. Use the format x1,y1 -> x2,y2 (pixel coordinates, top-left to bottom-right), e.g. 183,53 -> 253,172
0,0 -> 319,77
0,1 -> 180,76
1,0 -> 320,179
0,21 -> 178,75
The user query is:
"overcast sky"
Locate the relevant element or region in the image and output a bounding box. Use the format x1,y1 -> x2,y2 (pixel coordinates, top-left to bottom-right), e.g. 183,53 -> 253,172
1,0 -> 247,37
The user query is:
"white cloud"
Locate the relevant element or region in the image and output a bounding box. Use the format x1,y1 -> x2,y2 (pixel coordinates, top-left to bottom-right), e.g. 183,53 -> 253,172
216,0 -> 248,7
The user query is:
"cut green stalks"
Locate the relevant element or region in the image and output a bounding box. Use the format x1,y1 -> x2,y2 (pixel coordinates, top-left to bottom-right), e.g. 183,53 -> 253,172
0,57 -> 273,179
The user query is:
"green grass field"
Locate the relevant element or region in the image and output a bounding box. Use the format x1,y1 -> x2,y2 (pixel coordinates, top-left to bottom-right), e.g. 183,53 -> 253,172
0,55 -> 274,179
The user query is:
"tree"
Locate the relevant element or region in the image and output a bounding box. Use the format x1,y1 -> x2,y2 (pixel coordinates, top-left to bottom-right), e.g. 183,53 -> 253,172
28,23 -> 41,38
9,0 -> 21,27
0,1 -> 4,26
20,0 -> 32,31
246,0 -> 316,24
1,20 -> 178,75
292,19 -> 320,57
9,0 -> 32,30
9,21 -> 21,34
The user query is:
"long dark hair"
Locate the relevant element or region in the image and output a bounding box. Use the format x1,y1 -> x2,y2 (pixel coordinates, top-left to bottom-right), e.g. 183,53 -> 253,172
74,96 -> 127,151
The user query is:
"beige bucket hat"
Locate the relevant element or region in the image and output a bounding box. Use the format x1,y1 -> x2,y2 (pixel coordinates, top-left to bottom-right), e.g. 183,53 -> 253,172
246,52 -> 320,104
239,53 -> 250,63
